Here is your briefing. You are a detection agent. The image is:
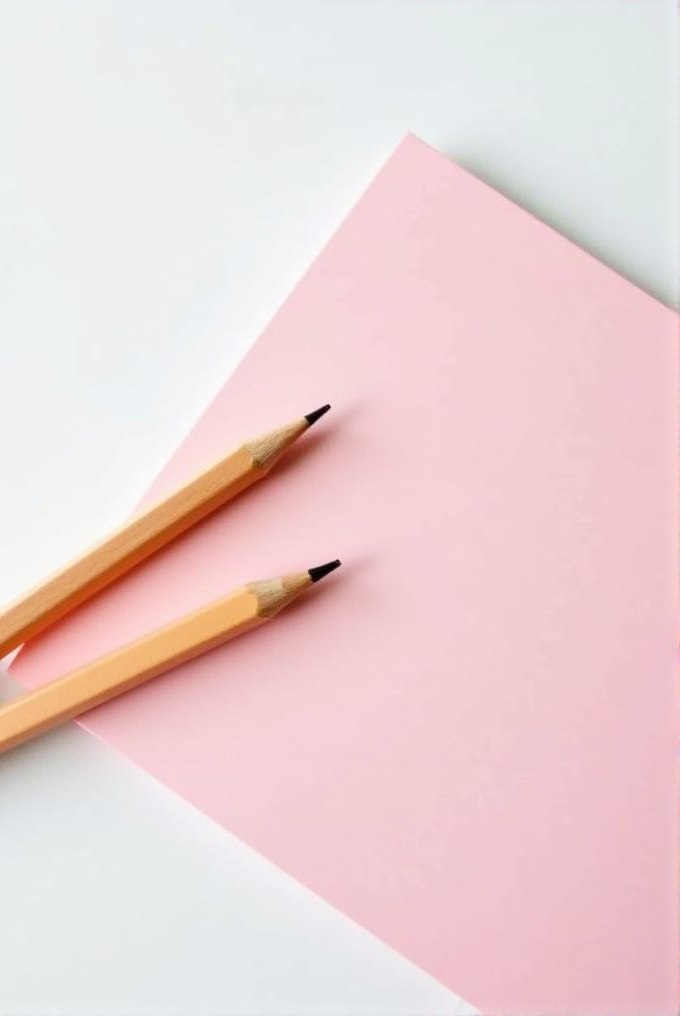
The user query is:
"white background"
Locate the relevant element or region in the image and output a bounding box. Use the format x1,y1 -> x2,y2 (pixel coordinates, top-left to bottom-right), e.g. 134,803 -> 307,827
0,2 -> 676,1013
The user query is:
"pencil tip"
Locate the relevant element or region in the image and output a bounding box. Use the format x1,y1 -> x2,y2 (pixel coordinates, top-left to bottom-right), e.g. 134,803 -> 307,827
308,559 -> 342,583
304,404 -> 331,427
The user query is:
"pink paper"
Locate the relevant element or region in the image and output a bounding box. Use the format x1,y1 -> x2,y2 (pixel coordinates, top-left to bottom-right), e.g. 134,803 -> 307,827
11,135 -> 678,1014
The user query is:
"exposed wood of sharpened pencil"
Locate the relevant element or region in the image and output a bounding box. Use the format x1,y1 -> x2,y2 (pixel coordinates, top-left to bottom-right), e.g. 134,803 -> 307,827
0,406 -> 331,658
0,560 -> 341,756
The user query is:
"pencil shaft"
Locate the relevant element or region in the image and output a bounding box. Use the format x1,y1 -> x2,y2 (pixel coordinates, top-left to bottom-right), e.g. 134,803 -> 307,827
0,447 -> 258,659
0,587 -> 261,755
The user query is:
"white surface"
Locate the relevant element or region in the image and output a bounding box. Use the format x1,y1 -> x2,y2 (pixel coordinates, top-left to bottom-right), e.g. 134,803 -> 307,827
0,1 -> 676,1013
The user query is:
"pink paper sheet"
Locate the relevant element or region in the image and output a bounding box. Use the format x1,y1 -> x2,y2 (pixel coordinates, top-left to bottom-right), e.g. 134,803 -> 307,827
11,135 -> 678,1014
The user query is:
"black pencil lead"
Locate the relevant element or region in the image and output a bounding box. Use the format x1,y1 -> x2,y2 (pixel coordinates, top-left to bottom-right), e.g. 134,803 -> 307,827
308,560 -> 342,583
304,404 -> 331,427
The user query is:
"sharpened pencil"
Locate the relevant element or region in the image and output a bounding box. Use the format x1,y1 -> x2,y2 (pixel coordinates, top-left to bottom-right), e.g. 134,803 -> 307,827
0,406 -> 331,658
0,560 -> 341,755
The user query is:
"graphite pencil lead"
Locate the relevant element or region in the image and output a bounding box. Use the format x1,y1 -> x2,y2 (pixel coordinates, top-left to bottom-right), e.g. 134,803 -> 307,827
308,560 -> 342,583
304,404 -> 331,427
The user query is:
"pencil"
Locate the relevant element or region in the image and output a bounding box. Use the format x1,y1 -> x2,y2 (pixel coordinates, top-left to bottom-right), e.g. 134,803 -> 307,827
0,405 -> 331,658
0,559 -> 341,755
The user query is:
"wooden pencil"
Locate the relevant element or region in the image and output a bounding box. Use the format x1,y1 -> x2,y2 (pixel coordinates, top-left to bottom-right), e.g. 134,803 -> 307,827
0,405 -> 330,659
0,560 -> 341,755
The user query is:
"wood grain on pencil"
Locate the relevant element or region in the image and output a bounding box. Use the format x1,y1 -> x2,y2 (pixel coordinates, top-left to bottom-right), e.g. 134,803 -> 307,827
0,560 -> 341,755
0,406 -> 330,658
